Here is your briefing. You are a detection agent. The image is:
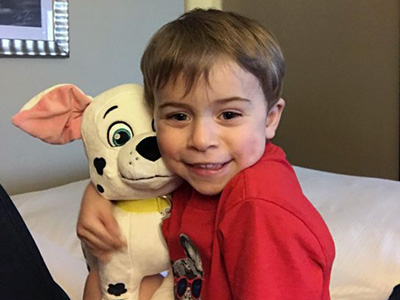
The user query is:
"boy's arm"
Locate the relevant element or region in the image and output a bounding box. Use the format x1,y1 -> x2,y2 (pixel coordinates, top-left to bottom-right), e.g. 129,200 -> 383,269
76,182 -> 126,261
78,183 -> 165,299
219,200 -> 333,300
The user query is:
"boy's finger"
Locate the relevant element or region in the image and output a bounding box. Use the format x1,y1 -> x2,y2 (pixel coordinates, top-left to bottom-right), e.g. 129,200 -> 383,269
84,241 -> 112,262
79,232 -> 113,254
77,216 -> 123,249
78,226 -> 121,251
101,212 -> 127,248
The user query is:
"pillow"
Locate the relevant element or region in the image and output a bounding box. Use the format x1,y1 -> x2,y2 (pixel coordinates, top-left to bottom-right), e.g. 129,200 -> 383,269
294,166 -> 400,300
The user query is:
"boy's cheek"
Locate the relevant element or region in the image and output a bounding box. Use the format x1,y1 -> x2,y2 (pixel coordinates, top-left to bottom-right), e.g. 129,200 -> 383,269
156,133 -> 177,160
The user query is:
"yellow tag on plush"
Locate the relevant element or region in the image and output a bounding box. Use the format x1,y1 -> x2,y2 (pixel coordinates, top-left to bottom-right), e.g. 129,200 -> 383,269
115,196 -> 170,213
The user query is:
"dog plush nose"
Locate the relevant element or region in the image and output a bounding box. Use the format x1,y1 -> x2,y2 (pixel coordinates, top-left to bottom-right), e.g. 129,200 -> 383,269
136,136 -> 162,162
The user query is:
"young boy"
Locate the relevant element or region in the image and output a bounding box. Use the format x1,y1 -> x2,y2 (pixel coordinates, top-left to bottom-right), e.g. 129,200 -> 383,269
78,9 -> 335,300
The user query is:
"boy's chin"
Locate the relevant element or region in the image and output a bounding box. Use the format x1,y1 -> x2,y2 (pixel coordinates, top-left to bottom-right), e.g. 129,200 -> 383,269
190,181 -> 225,196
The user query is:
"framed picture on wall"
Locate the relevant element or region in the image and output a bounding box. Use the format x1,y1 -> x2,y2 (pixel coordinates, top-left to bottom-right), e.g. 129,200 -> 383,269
0,0 -> 69,57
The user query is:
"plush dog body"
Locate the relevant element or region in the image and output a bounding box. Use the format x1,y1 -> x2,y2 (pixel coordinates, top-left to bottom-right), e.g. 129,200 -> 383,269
13,84 -> 181,300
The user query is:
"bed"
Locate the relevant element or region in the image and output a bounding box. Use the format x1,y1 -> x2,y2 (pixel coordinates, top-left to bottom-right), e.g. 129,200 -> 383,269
8,166 -> 400,300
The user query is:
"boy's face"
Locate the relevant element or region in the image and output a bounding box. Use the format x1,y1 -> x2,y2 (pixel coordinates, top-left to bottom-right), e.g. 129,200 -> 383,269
154,59 -> 284,196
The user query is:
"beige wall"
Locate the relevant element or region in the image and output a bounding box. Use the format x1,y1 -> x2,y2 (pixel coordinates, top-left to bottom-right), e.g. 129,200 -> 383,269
224,0 -> 399,180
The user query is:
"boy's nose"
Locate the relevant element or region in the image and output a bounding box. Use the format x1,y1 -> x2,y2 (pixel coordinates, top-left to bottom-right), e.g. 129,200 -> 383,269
188,119 -> 218,151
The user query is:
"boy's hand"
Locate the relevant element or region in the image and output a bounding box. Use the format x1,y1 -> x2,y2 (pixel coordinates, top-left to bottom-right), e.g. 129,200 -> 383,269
76,182 -> 126,262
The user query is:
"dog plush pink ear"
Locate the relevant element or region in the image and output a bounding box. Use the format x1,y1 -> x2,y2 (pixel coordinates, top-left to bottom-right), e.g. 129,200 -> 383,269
12,84 -> 92,144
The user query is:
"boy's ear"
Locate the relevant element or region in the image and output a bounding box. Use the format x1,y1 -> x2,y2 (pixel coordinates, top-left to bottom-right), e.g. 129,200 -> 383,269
265,98 -> 285,140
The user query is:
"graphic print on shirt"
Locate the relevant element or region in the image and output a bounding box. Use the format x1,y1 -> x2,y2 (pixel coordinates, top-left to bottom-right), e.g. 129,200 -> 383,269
171,234 -> 204,300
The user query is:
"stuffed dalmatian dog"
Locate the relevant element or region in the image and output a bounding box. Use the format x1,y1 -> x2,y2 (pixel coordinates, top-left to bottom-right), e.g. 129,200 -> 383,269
12,83 -> 182,300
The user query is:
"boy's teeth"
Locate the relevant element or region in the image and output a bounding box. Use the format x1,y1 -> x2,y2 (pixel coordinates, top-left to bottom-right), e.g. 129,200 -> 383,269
194,163 -> 222,169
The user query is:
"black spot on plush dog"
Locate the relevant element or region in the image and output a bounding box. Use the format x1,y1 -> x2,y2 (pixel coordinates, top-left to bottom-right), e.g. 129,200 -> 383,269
107,282 -> 127,296
94,157 -> 106,175
96,184 -> 104,194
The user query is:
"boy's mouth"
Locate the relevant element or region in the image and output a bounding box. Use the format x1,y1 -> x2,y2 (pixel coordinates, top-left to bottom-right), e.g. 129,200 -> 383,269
191,163 -> 223,170
186,160 -> 231,170
121,174 -> 173,181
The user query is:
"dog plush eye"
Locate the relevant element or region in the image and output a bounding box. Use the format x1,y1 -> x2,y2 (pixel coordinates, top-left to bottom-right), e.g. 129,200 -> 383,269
107,121 -> 133,147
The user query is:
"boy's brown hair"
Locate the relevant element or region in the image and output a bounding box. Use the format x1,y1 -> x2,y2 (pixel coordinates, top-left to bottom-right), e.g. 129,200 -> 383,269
141,9 -> 285,111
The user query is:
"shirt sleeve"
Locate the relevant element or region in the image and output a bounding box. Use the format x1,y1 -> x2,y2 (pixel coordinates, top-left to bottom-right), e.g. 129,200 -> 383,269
218,199 -> 329,300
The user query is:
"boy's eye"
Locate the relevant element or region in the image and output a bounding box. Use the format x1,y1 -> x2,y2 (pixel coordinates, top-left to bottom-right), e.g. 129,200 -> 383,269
169,113 -> 189,121
221,111 -> 241,120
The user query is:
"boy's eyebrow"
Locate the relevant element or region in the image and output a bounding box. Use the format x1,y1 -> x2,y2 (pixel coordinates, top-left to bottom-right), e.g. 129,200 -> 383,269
103,105 -> 118,119
214,97 -> 251,104
158,97 -> 251,109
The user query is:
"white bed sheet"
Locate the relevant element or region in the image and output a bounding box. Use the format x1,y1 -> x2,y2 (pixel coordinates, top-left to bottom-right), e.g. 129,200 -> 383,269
295,167 -> 400,300
10,167 -> 400,300
11,179 -> 89,300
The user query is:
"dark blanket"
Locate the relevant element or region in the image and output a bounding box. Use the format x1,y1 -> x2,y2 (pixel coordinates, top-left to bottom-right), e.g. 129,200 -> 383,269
0,184 -> 70,300
389,285 -> 400,300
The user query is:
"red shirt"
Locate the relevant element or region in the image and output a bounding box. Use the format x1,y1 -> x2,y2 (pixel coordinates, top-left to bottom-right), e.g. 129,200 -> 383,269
162,143 -> 335,299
